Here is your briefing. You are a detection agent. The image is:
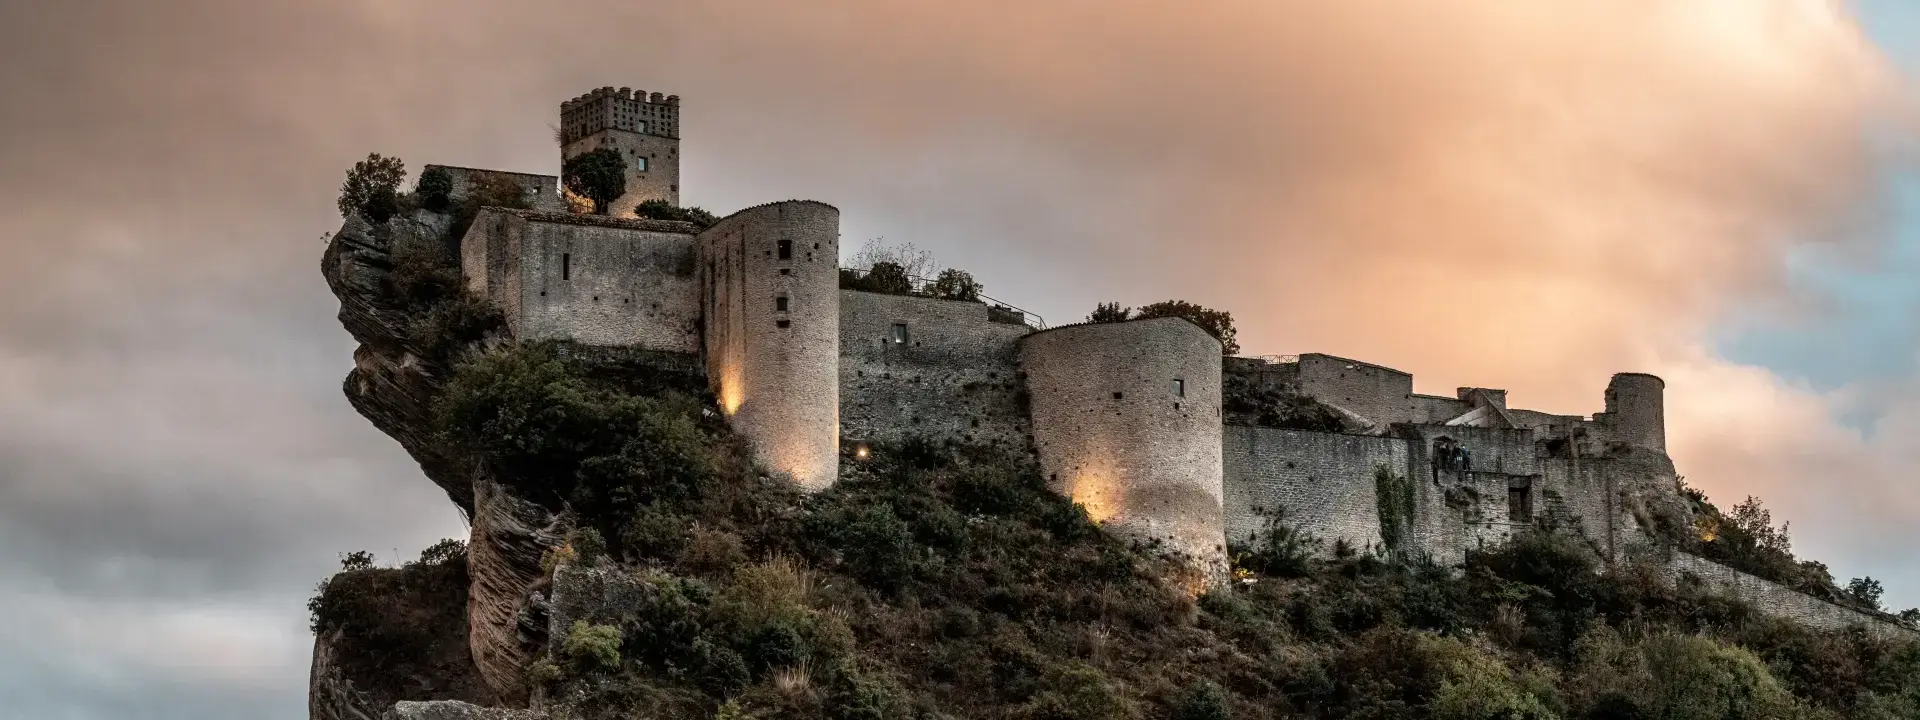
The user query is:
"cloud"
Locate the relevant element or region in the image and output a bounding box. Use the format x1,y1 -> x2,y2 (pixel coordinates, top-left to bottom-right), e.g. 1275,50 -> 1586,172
0,0 -> 1915,717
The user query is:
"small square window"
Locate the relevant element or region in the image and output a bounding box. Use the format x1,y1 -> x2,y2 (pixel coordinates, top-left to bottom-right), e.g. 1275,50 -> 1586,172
776,319 -> 791,329
891,324 -> 909,344
1112,391 -> 1124,400
775,296 -> 789,312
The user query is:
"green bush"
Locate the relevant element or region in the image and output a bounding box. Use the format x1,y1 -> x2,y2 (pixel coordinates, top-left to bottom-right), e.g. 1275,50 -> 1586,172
1171,680 -> 1231,720
932,269 -> 983,301
563,620 -> 624,672
634,199 -> 720,228
1231,505 -> 1318,578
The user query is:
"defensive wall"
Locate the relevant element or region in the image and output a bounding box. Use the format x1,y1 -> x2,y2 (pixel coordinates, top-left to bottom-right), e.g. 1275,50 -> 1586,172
837,289 -> 1033,452
697,201 -> 841,490
460,209 -> 703,353
1021,318 -> 1226,575
1662,552 -> 1920,640
1222,427 -> 1402,553
425,165 -> 567,214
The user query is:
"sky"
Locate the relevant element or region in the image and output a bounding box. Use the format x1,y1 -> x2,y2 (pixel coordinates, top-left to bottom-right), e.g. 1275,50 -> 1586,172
1,0 -> 1919,717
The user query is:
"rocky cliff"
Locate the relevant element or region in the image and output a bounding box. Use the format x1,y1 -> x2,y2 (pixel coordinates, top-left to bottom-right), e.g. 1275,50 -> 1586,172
320,210 -> 562,712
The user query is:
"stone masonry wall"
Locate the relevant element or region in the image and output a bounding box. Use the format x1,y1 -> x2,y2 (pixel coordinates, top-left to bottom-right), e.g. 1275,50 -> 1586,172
698,201 -> 840,490
427,165 -> 567,213
838,290 -> 1032,452
1221,427 -> 1404,554
513,218 -> 700,353
1295,354 -> 1414,429
1664,552 -> 1919,640
1021,318 -> 1225,575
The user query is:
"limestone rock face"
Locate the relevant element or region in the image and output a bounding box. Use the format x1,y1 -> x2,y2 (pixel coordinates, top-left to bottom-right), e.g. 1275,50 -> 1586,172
467,473 -> 566,703
322,211 -> 474,513
310,628 -> 382,720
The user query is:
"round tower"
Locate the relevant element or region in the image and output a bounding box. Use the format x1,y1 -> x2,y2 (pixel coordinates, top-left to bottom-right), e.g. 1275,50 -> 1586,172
697,201 -> 840,489
1603,372 -> 1666,452
1019,317 -> 1226,578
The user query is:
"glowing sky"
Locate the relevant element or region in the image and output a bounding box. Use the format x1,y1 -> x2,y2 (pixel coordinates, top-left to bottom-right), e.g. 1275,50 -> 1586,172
1,1 -> 1918,717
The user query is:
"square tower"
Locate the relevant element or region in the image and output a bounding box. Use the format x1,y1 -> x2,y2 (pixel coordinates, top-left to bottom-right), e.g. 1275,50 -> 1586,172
560,86 -> 681,216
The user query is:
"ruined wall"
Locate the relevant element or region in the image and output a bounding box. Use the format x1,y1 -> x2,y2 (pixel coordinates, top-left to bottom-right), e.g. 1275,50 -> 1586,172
1664,553 -> 1919,640
1294,354 -> 1413,429
1021,318 -> 1225,575
427,165 -> 567,213
1221,427 -> 1404,554
460,209 -> 526,321
698,201 -> 840,490
838,290 -> 1032,451
1397,425 -> 1545,562
1407,394 -> 1471,424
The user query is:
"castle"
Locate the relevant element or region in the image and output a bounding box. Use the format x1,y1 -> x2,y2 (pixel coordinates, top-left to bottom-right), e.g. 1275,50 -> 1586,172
426,88 -> 1906,635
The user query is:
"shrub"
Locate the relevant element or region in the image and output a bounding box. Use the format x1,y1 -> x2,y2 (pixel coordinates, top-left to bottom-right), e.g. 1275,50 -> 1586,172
634,199 -> 720,228
415,166 -> 453,212
1016,664 -> 1137,720
1846,577 -> 1885,612
340,550 -> 376,571
562,148 -> 627,214
412,539 -> 466,567
1231,505 -> 1318,578
1087,302 -> 1131,323
338,153 -> 406,223
1171,680 -> 1231,720
563,620 -> 624,672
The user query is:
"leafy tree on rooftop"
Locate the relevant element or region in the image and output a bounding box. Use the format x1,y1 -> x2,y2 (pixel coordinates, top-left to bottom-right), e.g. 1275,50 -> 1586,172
1136,300 -> 1240,354
562,148 -> 627,215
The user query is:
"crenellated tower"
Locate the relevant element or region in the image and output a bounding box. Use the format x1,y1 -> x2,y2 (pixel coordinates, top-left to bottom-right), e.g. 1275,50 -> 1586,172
560,86 -> 681,216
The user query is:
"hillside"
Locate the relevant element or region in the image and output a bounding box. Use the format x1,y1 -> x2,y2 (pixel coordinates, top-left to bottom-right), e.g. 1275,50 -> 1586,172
316,199 -> 1920,720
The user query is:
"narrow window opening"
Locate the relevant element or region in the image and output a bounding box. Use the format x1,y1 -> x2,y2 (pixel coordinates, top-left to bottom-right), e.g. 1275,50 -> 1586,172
777,239 -> 792,260
562,253 -> 571,280
775,296 -> 789,312
891,324 -> 908,344
1173,378 -> 1186,397
776,319 -> 791,329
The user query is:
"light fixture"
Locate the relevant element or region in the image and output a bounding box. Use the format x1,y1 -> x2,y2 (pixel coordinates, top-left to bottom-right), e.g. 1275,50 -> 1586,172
854,445 -> 871,460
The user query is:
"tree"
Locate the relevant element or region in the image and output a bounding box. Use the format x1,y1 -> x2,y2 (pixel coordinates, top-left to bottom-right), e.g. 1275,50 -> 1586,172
1846,577 -> 1885,611
849,239 -> 935,280
931,269 -> 982,301
1087,302 -> 1131,323
862,261 -> 914,295
1136,300 -> 1240,354
562,148 -> 627,214
338,153 -> 407,223
415,166 -> 454,212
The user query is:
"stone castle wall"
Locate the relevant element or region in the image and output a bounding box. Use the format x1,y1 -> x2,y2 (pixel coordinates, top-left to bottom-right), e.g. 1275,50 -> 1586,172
837,290 -> 1032,452
428,165 -> 567,213
1295,354 -> 1414,428
1222,427 -> 1402,553
459,210 -> 703,354
698,201 -> 841,490
1021,318 -> 1225,573
560,87 -> 681,215
1663,552 -> 1919,640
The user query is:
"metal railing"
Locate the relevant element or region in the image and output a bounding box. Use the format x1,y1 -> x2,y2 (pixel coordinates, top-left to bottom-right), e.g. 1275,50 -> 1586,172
838,267 -> 1047,330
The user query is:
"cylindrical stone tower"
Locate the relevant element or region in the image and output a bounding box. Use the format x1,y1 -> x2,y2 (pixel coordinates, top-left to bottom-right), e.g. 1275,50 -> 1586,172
1019,317 -> 1226,578
1603,372 -> 1665,452
697,201 -> 840,489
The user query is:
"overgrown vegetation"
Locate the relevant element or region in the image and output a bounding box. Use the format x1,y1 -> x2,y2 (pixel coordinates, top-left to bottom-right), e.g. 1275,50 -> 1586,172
1221,372 -> 1345,431
1373,466 -> 1417,557
308,540 -> 491,706
634,199 -> 720,228
1654,483 -> 1912,618
1086,300 -> 1240,354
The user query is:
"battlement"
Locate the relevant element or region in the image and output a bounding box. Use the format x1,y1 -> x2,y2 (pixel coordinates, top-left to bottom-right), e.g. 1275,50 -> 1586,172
560,85 -> 680,143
